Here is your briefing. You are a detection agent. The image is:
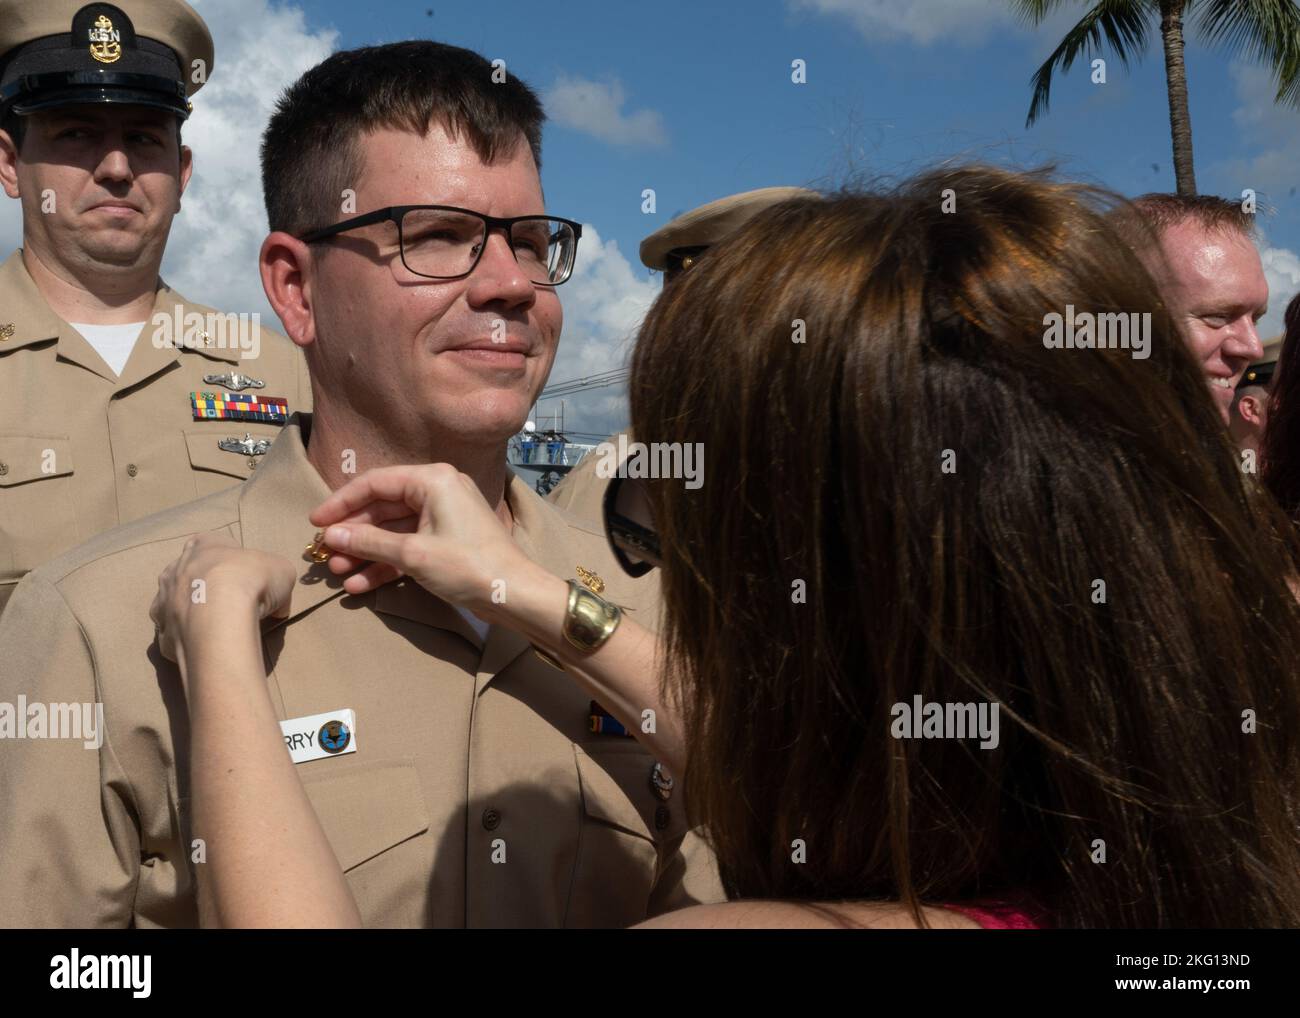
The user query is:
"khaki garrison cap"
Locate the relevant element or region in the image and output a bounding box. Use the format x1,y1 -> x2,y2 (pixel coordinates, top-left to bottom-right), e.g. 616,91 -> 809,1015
0,0 -> 213,121
639,186 -> 820,273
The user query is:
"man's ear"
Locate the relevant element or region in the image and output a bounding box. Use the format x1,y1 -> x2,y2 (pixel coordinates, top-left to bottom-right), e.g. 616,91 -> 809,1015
176,144 -> 193,210
0,128 -> 21,200
261,231 -> 317,350
1240,393 -> 1266,426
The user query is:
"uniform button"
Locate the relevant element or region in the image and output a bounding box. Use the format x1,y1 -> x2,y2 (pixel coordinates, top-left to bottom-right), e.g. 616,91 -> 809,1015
126,463 -> 138,477
654,805 -> 670,830
482,807 -> 501,831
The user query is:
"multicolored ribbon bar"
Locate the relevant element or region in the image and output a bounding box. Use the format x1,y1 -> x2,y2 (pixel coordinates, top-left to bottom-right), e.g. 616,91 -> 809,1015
588,700 -> 634,737
190,391 -> 289,424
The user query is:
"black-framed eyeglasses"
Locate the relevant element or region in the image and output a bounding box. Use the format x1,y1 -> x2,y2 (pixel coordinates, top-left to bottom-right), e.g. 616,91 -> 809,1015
603,473 -> 662,578
298,205 -> 583,286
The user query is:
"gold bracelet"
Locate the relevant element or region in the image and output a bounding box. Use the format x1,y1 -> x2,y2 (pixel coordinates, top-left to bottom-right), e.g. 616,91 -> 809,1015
562,578 -> 622,653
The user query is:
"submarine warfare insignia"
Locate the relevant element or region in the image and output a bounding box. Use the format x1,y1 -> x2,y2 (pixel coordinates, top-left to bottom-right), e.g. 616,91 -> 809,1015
218,433 -> 272,457
204,372 -> 266,392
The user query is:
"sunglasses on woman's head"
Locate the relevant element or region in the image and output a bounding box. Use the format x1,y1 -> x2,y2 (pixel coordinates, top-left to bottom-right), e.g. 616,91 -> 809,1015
603,474 -> 662,578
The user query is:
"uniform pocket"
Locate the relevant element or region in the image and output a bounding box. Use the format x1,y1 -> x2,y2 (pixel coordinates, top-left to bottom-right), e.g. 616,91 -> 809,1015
297,759 -> 430,872
0,434 -> 76,582
183,425 -> 282,494
566,744 -> 665,927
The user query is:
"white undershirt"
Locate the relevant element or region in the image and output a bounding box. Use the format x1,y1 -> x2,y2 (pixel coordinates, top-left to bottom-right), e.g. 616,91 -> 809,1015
70,321 -> 146,376
456,606 -> 490,642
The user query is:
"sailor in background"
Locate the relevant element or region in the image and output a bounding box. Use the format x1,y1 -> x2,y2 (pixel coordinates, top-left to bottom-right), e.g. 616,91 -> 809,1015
0,0 -> 309,614
548,187 -> 817,522
1229,342 -> 1281,457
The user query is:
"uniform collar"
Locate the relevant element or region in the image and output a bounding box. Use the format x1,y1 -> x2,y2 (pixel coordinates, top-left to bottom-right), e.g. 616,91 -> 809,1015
237,412 -> 485,651
0,249 -> 242,385
237,412 -> 633,673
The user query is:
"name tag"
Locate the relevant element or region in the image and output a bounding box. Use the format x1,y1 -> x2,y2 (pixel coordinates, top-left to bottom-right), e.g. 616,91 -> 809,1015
280,708 -> 357,764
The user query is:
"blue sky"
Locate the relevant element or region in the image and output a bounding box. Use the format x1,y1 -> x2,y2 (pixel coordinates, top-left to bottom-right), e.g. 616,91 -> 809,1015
8,0 -> 1296,439
298,0 -> 1300,437
304,0 -> 1300,251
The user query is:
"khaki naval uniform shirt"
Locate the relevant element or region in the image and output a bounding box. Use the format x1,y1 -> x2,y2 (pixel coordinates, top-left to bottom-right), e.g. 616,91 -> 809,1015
0,413 -> 723,927
0,250 -> 311,615
547,428 -> 629,523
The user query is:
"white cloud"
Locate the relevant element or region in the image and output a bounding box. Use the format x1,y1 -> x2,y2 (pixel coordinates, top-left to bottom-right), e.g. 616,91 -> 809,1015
1220,62 -> 1300,342
543,75 -> 667,149
162,0 -> 338,320
1225,62 -> 1300,200
1260,244 -> 1300,343
539,223 -> 661,439
788,0 -> 1020,47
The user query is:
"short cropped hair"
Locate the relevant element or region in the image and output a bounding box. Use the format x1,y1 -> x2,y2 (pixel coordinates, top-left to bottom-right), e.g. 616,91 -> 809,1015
1128,192 -> 1257,239
260,40 -> 545,237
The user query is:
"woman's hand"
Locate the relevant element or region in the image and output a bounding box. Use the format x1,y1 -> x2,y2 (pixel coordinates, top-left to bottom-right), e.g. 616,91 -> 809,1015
310,464 -> 689,781
308,464 -> 537,619
150,532 -> 296,666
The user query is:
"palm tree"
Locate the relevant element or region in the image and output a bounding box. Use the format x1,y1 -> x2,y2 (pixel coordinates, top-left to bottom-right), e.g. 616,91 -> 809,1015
1015,1 -> 1300,195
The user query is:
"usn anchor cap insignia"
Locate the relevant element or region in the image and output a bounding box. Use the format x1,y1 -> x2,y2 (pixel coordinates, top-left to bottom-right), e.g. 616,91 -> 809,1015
575,565 -> 605,594
205,372 -> 265,392
0,323 -> 13,341
305,530 -> 330,563
88,14 -> 123,64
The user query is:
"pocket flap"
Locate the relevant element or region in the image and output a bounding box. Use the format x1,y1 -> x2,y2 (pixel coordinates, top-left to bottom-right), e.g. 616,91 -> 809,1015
0,434 -> 73,487
298,760 -> 430,872
575,745 -> 658,843
184,427 -> 278,480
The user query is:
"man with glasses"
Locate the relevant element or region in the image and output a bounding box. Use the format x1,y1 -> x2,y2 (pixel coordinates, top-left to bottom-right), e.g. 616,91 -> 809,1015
0,40 -> 722,926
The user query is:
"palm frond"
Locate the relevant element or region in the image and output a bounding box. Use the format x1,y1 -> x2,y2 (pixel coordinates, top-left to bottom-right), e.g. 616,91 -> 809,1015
1025,1 -> 1156,126
1194,0 -> 1300,107
1011,0 -> 1081,24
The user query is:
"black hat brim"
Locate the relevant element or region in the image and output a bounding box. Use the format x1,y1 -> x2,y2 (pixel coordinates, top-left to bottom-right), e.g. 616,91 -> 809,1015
9,85 -> 189,119
2,70 -> 191,120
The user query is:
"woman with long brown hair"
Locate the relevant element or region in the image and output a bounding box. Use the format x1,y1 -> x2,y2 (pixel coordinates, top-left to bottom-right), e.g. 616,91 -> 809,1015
1262,293 -> 1300,522
154,164 -> 1300,928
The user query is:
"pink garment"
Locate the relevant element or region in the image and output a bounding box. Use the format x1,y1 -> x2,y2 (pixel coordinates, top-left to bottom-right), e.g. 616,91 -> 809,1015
945,903 -> 1041,929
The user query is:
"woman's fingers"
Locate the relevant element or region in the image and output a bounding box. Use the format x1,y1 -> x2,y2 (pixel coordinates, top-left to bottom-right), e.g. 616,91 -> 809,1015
324,515 -> 418,575
341,561 -> 403,595
309,466 -> 433,527
323,520 -> 424,572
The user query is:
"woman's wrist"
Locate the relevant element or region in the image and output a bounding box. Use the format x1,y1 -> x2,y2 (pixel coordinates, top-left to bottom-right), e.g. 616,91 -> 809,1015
475,558 -> 570,638
174,596 -> 265,695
